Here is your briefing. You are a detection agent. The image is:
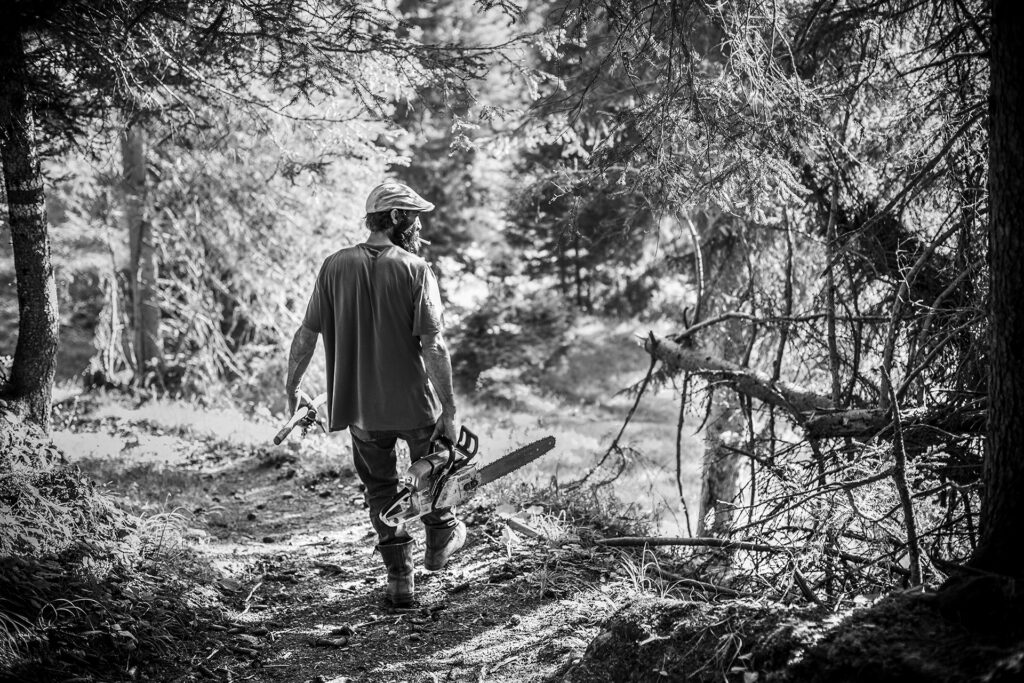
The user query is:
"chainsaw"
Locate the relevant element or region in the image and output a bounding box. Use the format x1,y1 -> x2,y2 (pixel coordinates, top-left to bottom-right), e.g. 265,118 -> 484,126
379,426 -> 556,527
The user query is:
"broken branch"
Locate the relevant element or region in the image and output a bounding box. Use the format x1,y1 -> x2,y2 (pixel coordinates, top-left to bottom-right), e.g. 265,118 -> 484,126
643,334 -> 833,415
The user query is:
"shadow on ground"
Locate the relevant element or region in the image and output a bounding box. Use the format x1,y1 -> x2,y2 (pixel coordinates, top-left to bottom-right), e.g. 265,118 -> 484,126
58,412 -> 618,683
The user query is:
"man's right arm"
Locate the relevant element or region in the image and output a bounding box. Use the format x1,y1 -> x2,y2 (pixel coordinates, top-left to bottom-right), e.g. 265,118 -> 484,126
421,331 -> 457,442
286,325 -> 319,414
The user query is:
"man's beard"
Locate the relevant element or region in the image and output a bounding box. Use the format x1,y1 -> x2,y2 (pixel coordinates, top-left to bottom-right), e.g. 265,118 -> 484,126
389,220 -> 423,255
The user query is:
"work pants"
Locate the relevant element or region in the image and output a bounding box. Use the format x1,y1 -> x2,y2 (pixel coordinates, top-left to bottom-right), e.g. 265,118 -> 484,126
349,424 -> 457,544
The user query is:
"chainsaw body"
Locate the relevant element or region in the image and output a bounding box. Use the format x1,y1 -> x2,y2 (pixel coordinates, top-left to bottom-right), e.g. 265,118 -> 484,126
379,426 -> 481,527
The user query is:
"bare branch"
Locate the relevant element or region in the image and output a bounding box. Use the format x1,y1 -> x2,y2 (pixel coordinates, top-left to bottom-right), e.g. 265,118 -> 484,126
644,334 -> 833,416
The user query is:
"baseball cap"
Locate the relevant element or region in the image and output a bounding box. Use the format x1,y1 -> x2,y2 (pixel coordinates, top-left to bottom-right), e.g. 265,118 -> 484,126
365,182 -> 435,214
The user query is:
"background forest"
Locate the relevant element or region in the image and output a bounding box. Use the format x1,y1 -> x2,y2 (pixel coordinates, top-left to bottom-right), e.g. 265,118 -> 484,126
2,0 -> 1022,681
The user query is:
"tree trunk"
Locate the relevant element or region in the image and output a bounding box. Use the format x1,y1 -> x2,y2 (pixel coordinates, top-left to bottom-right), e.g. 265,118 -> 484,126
973,0 -> 1024,578
0,25 -> 58,432
122,123 -> 162,381
697,322 -> 746,537
694,218 -> 748,537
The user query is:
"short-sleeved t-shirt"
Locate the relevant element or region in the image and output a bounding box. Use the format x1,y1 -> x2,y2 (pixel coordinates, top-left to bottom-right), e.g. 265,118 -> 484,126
301,243 -> 444,432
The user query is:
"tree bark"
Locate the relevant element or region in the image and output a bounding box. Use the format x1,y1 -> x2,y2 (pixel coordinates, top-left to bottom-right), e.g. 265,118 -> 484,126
973,0 -> 1024,578
122,123 -> 162,380
0,25 -> 58,431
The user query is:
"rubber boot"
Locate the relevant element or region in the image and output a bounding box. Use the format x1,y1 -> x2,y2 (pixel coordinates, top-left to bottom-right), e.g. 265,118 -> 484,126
377,539 -> 415,607
424,521 -> 467,571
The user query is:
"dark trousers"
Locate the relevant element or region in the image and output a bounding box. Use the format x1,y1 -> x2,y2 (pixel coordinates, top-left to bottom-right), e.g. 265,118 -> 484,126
350,424 -> 456,544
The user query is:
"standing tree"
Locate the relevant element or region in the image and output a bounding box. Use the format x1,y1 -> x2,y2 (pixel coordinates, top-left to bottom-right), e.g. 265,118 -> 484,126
973,0 -> 1024,579
0,23 -> 58,429
120,123 -> 162,380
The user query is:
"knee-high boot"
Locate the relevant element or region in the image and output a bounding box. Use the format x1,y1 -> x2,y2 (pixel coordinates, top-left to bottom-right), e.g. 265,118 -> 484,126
377,539 -> 415,607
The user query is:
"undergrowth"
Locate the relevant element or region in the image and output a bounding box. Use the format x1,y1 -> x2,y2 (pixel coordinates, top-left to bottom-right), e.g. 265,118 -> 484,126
0,414 -> 224,682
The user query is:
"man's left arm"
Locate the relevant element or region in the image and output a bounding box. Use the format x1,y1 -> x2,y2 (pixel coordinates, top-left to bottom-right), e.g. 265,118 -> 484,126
286,326 -> 319,414
421,331 -> 458,443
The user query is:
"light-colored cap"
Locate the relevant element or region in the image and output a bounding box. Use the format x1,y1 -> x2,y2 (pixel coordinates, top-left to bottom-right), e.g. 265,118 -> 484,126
365,182 -> 435,214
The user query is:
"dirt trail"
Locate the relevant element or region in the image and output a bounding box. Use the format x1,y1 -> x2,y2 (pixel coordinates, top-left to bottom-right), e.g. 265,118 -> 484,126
60,411 -> 622,683
187,444 -> 613,682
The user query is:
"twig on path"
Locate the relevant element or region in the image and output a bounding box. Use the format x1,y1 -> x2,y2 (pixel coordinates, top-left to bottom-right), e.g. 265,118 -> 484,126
355,616 -> 393,629
504,517 -> 544,539
240,581 -> 263,614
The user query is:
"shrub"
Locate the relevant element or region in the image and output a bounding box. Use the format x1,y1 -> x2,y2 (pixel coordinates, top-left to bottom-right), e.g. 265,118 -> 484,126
0,414 -> 127,557
451,290 -> 576,401
0,413 -> 222,681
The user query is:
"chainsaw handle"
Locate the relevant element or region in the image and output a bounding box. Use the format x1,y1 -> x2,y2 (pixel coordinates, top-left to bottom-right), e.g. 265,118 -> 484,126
433,426 -> 478,460
432,426 -> 478,479
456,426 -> 479,458
434,436 -> 459,481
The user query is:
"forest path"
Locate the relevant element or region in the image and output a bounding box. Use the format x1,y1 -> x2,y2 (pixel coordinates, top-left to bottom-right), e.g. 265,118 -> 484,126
58,402 -> 625,683
194,448 -> 607,683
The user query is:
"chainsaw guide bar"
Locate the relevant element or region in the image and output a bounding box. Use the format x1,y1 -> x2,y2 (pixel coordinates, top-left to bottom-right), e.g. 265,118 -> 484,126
478,436 -> 557,485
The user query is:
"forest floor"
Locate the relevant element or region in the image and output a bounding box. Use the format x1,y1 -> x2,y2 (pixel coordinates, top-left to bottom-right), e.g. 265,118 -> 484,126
5,391 -> 1024,683
20,390 -> 672,683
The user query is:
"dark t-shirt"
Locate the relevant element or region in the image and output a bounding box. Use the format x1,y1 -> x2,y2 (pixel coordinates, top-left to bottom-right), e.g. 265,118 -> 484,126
301,243 -> 444,432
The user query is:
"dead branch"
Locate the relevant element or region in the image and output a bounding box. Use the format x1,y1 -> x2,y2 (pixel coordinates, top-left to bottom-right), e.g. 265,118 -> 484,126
643,334 -> 833,415
647,333 -> 985,440
599,536 -> 781,552
595,535 -> 909,576
825,178 -> 843,405
803,405 -> 985,439
569,333 -> 659,489
888,377 -> 922,585
650,566 -> 748,598
675,384 -> 694,536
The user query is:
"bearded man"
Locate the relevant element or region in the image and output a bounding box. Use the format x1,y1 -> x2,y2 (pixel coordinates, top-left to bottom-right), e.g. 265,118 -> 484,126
285,181 -> 465,607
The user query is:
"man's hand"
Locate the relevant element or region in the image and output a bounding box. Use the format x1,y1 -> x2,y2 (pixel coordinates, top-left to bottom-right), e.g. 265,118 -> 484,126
288,388 -> 314,416
431,409 -> 458,444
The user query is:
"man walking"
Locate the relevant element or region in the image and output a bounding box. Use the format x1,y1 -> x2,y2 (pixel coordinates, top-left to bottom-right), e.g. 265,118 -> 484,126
285,181 -> 466,607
